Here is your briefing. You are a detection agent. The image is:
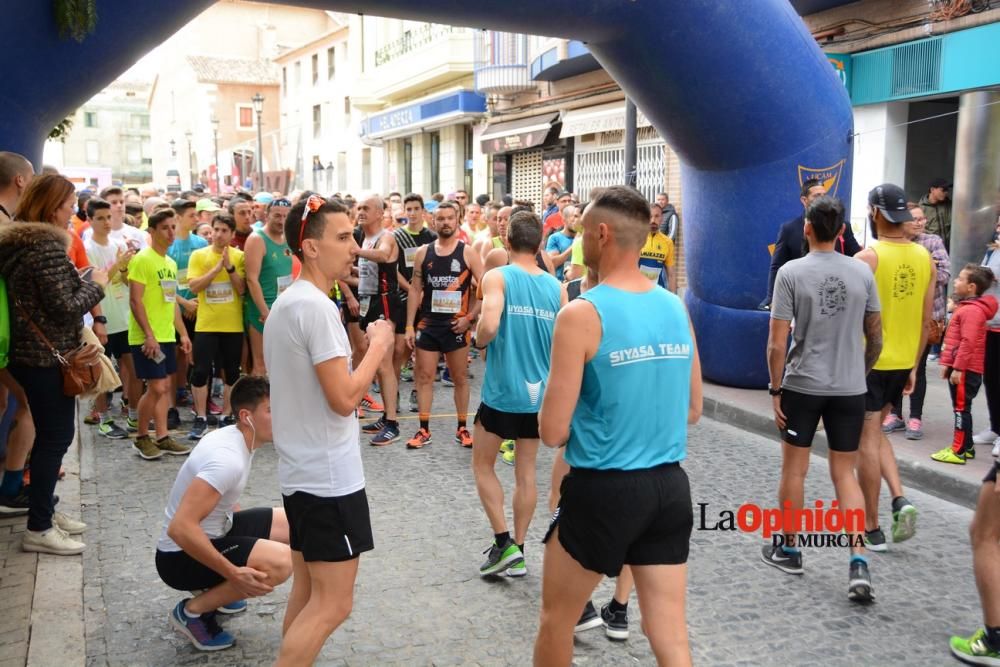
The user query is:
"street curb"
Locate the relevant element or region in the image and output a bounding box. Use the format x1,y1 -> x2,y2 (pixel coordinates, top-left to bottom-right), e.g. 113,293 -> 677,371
703,395 -> 980,510
26,411 -> 86,667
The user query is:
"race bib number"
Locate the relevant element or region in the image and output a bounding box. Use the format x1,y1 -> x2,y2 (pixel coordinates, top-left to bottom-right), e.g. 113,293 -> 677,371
205,282 -> 234,304
639,265 -> 661,283
276,274 -> 293,294
177,268 -> 188,291
160,279 -> 177,303
359,296 -> 371,318
404,246 -> 419,269
431,290 -> 461,314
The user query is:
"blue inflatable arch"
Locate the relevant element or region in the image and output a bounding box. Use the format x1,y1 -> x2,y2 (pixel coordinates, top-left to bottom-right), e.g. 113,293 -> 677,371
0,0 -> 854,387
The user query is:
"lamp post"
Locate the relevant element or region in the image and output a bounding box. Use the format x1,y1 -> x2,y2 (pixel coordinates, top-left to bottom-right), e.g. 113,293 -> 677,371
211,117 -> 220,194
184,130 -> 193,189
252,92 -> 264,191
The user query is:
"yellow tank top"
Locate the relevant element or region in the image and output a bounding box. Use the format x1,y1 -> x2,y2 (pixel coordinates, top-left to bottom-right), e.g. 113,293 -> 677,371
873,240 -> 932,371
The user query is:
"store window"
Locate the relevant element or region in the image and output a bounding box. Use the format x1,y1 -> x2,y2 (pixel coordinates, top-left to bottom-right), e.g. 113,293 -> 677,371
83,111 -> 97,128
403,139 -> 413,196
311,54 -> 319,85
313,105 -> 322,139
328,46 -> 336,79
429,132 -> 441,195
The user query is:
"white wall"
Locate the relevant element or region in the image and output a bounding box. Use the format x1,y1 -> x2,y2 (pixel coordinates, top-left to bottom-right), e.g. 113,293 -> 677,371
850,102 -> 909,245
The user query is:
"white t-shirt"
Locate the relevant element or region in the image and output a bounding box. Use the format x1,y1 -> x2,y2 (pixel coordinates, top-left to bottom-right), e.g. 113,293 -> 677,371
84,236 -> 131,334
156,426 -> 252,552
84,222 -> 148,250
263,279 -> 364,497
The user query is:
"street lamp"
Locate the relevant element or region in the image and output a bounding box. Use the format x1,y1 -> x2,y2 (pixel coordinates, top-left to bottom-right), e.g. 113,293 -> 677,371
211,117 -> 220,194
184,130 -> 193,189
252,92 -> 264,191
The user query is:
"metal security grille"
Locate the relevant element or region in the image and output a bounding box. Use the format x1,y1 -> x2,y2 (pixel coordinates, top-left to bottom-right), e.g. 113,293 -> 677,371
512,149 -> 543,207
574,139 -> 666,202
852,36 -> 943,105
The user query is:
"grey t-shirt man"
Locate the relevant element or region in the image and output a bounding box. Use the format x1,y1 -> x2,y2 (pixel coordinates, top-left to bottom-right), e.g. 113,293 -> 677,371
771,251 -> 880,395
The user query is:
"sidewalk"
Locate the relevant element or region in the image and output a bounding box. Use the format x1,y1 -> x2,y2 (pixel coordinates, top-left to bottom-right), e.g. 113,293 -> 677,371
703,368 -> 993,509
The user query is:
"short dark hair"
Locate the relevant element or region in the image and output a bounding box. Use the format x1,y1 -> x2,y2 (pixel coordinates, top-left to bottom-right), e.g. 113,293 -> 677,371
99,185 -> 123,199
455,189 -> 468,196
228,197 -> 250,214
230,376 -> 269,416
589,186 -> 650,250
76,191 -> 93,220
171,199 -> 196,214
435,201 -> 460,217
431,192 -> 445,202
388,191 -> 401,199
963,264 -> 995,295
657,192 -> 669,200
545,186 -> 560,196
805,196 -> 845,243
286,197 -> 349,258
403,193 -> 424,208
125,203 -> 143,217
147,208 -> 176,229
507,211 -> 543,253
800,178 -> 823,199
211,213 -> 236,232
86,197 -> 111,218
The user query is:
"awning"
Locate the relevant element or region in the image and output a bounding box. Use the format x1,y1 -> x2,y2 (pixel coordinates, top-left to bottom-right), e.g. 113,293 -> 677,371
559,102 -> 653,138
479,113 -> 559,153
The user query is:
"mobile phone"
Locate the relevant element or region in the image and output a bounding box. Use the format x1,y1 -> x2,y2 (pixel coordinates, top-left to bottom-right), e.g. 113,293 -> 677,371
152,349 -> 166,364
79,267 -> 94,282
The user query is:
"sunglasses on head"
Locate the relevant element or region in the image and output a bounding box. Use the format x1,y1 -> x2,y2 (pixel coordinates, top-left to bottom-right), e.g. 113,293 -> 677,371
298,195 -> 325,251
270,198 -> 292,209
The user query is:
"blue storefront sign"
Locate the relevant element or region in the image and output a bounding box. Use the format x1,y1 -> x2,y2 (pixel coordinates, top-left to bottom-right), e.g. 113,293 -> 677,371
364,90 -> 486,138
828,53 -> 851,91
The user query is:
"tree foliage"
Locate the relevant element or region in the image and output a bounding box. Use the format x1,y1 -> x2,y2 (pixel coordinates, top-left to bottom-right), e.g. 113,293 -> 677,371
53,0 -> 98,42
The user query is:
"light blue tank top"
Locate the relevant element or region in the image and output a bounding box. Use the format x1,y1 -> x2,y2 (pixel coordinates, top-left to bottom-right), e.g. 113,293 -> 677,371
481,264 -> 562,414
566,284 -> 693,470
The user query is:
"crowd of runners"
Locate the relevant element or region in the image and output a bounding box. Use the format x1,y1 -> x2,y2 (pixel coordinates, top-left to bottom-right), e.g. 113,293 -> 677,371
4,143 -> 1000,665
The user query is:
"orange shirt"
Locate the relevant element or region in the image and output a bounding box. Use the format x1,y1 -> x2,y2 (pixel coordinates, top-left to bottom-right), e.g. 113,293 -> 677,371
71,215 -> 90,238
68,232 -> 90,269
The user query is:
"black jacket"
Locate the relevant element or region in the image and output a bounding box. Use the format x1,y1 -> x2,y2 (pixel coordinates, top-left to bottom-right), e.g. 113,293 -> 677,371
763,215 -> 861,306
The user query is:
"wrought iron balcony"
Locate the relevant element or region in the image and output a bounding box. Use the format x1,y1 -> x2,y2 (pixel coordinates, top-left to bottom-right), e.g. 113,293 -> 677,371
374,24 -> 466,67
474,31 -> 532,95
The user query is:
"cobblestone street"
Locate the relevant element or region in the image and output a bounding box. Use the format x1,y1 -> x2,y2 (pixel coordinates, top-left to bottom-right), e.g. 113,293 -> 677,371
77,366 -> 980,666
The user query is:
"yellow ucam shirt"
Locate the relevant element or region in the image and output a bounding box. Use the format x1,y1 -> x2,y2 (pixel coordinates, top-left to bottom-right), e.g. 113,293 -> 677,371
188,246 -> 246,333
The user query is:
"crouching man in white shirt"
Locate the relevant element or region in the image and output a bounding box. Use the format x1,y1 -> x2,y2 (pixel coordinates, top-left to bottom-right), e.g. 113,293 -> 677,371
155,375 -> 291,651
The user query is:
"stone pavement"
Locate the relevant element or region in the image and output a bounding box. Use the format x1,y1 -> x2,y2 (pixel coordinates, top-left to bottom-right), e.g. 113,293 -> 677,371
0,359 -> 993,666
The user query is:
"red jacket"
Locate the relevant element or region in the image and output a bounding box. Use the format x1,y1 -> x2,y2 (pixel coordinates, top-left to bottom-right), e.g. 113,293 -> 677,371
941,295 -> 999,373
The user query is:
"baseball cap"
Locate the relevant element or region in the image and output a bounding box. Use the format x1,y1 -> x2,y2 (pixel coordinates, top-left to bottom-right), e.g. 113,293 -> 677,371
867,183 -> 913,224
425,200 -> 439,213
929,177 -> 952,189
195,199 -> 221,213
253,192 -> 274,204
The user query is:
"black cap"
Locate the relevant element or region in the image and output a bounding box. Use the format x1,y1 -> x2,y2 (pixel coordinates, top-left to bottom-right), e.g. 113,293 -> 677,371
929,177 -> 951,190
868,183 -> 913,224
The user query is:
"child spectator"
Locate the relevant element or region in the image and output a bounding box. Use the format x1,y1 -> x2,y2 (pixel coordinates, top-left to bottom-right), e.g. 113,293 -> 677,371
932,264 -> 998,464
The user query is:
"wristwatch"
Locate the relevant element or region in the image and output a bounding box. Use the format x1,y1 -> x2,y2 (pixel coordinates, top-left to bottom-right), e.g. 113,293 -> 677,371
93,315 -> 108,325
226,266 -> 236,274
767,384 -> 782,396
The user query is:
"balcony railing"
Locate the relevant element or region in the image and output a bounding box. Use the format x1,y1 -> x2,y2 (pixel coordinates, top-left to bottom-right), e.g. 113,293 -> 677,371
474,31 -> 532,95
374,24 -> 465,67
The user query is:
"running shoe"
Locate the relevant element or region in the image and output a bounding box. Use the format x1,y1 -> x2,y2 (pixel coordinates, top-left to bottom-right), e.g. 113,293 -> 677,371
455,427 -> 473,448
216,599 -> 247,615
965,447 -> 977,461
406,428 -> 432,449
479,540 -> 523,576
864,527 -> 888,552
601,602 -> 629,641
847,558 -> 874,603
361,393 -> 384,412
760,544 -> 803,575
126,417 -> 139,433
362,416 -> 386,434
207,399 -> 223,416
189,417 -> 208,441
891,497 -> 917,543
220,415 -> 236,428
211,378 -> 224,399
928,352 -> 940,361
409,390 -> 419,413
0,490 -> 30,515
950,628 -> 1000,666
931,447 -> 966,464
156,436 -> 192,456
169,601 -> 235,651
505,560 -> 527,578
994,438 -> 1000,458
206,414 -> 219,426
881,414 -> 905,433
442,368 -> 455,387
83,410 -> 101,425
175,388 -> 192,408
53,511 -> 86,535
904,418 -> 923,440
575,601 -> 603,633
400,365 -> 413,382
97,420 -> 128,440
21,525 -> 85,556
974,429 -> 1000,445
370,422 -> 400,446
133,435 -> 164,460
502,449 -> 515,466
167,407 -> 181,431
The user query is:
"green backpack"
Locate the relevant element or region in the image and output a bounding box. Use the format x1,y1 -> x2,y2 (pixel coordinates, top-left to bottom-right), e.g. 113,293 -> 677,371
0,276 -> 9,369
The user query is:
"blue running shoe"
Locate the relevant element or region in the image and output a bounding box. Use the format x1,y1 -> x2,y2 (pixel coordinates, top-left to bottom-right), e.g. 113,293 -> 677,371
169,600 -> 235,651
216,599 -> 247,615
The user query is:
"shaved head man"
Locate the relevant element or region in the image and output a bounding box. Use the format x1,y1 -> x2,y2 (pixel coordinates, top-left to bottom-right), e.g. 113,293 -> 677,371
0,152 -> 34,224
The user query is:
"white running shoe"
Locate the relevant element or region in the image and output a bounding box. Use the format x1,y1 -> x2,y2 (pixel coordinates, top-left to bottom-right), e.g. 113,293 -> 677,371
974,429 -> 999,445
992,437 -> 1000,459
22,525 -> 85,555
53,511 -> 86,535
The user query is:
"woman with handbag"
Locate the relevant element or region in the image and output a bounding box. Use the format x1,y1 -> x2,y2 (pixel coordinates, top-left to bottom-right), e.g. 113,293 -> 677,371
0,218 -> 106,555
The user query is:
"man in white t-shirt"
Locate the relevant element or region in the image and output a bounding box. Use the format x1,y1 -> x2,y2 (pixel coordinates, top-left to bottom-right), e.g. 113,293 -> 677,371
83,185 -> 149,251
264,195 -> 393,666
155,376 -> 291,652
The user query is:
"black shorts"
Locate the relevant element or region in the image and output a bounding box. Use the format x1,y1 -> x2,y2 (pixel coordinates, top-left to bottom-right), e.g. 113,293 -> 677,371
180,312 -> 197,341
543,463 -> 692,577
415,321 -> 469,354
865,369 -> 912,412
192,331 -> 243,387
359,293 -> 405,334
342,289 -> 361,324
155,507 -> 274,591
282,488 -> 373,563
779,390 -> 865,452
985,463 -> 999,484
104,331 -> 131,359
475,402 -> 539,440
131,342 -> 177,380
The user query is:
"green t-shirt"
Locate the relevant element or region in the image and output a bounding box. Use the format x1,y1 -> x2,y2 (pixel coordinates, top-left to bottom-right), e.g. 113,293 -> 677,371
127,248 -> 178,345
570,236 -> 584,267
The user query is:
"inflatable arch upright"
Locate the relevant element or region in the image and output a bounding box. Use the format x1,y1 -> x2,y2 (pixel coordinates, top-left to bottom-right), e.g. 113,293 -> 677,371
0,0 -> 854,387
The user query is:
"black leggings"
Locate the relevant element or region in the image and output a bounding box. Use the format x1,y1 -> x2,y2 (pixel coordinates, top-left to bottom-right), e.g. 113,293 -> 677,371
191,332 -> 243,387
985,331 -> 1000,434
890,347 -> 930,420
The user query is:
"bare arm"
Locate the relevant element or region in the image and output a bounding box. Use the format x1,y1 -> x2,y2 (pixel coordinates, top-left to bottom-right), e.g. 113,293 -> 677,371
128,280 -> 155,340
187,259 -> 223,294
539,300 -> 600,446
913,255 -> 935,367
464,244 -> 486,322
863,311 -> 883,375
667,265 -> 678,293
315,332 -> 393,416
688,319 -> 703,424
355,234 -> 397,264
766,318 -> 791,391
473,270 -> 505,348
405,246 -> 427,331
243,233 -> 269,317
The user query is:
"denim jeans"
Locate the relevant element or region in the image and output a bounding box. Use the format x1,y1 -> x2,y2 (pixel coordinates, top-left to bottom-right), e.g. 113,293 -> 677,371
8,365 -> 75,531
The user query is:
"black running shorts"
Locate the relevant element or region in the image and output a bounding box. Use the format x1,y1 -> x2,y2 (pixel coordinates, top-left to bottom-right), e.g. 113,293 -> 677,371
104,331 -> 131,359
359,292 -> 406,335
865,369 -> 912,413
543,463 -> 692,577
779,390 -> 865,452
155,507 -> 274,591
475,402 -> 539,440
282,488 -> 373,563
415,321 -> 469,354
984,463 -> 999,484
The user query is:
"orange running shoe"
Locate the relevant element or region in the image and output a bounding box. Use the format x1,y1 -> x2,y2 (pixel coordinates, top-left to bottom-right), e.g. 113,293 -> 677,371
406,428 -> 432,449
361,393 -> 384,412
455,427 -> 473,448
